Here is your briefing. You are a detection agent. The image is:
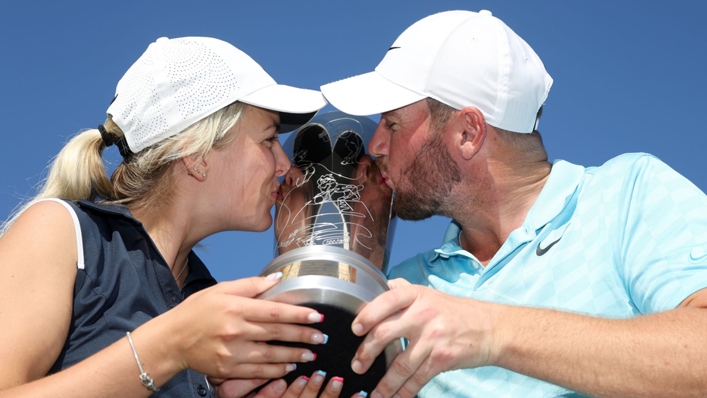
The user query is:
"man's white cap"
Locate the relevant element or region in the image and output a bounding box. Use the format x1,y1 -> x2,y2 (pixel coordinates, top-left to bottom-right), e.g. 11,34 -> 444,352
321,10 -> 553,133
107,37 -> 327,153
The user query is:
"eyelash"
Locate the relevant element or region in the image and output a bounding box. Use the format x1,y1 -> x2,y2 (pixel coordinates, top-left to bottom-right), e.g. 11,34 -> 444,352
265,136 -> 279,147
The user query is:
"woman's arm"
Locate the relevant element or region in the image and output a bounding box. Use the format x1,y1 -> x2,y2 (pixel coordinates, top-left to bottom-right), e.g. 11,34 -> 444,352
0,201 -> 327,397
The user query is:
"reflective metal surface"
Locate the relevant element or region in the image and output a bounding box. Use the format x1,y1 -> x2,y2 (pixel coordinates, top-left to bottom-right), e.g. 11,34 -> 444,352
258,112 -> 401,394
273,111 -> 396,272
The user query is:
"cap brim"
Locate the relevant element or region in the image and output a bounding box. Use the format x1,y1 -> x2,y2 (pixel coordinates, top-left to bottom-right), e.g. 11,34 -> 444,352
240,84 -> 327,133
321,71 -> 425,116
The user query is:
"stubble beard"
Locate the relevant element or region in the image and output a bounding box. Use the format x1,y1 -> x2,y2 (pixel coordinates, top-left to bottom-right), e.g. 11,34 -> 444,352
382,137 -> 462,221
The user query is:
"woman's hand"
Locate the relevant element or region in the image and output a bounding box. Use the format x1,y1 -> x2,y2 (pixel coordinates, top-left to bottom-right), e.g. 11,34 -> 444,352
213,370 -> 359,398
153,273 -> 328,381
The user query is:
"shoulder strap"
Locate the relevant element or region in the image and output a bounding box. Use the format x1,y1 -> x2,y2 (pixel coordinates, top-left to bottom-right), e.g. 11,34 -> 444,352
35,199 -> 85,270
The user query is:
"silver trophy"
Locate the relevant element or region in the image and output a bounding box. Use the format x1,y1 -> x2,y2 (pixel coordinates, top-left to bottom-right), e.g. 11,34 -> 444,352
259,111 -> 400,395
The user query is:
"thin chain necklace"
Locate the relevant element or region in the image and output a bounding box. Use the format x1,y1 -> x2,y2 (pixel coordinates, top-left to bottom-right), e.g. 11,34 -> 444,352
175,258 -> 189,281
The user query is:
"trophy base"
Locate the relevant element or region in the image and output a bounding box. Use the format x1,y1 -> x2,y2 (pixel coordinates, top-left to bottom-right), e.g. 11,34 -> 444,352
273,302 -> 388,397
259,246 -> 403,396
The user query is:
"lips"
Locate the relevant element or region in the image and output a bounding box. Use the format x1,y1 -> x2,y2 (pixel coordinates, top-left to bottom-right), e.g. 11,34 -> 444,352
379,171 -> 394,190
274,184 -> 284,202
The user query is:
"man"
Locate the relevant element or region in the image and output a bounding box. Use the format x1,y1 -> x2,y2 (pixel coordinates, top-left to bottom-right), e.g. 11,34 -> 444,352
320,10 -> 707,398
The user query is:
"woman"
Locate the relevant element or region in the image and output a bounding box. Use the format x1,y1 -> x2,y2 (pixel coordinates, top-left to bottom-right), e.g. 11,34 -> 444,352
0,37 -> 348,398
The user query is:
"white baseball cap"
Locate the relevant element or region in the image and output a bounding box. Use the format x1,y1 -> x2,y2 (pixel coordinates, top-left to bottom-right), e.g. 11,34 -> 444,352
321,10 -> 553,133
107,36 -> 327,153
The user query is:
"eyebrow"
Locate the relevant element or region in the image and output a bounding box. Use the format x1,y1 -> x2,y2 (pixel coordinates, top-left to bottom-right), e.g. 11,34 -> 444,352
263,120 -> 281,134
381,110 -> 401,120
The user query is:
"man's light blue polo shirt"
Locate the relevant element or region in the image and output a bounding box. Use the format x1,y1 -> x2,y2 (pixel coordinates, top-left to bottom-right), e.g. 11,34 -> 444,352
389,153 -> 707,397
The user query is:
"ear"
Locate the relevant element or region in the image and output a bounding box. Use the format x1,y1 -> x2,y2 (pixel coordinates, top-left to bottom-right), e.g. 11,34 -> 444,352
356,154 -> 373,181
181,153 -> 210,182
452,107 -> 486,160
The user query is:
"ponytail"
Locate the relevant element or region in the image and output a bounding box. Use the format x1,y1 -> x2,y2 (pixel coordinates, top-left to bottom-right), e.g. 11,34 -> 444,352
0,128 -> 113,235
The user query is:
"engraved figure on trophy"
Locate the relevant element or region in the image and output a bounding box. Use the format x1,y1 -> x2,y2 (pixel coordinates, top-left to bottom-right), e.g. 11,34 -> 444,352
261,112 -> 401,397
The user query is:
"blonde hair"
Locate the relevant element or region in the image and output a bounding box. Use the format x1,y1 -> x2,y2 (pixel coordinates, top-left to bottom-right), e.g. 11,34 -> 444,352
1,101 -> 248,235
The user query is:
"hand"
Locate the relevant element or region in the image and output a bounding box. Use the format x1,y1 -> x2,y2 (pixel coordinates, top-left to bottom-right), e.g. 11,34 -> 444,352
349,278 -> 498,398
159,274 -> 327,381
213,370 -> 355,398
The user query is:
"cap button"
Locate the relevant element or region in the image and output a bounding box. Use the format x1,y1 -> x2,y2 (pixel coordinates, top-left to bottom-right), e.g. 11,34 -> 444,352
479,10 -> 493,16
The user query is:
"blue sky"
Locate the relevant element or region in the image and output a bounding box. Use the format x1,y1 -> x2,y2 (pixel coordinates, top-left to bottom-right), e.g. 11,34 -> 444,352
1,1 -> 706,283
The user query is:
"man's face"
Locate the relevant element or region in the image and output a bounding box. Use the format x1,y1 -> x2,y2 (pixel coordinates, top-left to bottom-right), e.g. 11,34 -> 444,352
368,100 -> 461,221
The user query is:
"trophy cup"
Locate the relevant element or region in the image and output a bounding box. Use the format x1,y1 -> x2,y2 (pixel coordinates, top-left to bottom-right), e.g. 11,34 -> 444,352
259,111 -> 401,396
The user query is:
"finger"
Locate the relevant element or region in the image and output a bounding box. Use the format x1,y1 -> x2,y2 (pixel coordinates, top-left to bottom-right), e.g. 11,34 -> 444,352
278,375 -> 309,398
370,342 -> 427,398
249,322 -> 328,345
351,312 -> 404,374
393,356 -> 435,398
301,370 -> 327,397
232,341 -> 317,365
352,287 -> 417,336
216,378 -> 269,398
221,362 -> 298,380
319,376 -> 345,398
219,274 -> 285,298
252,379 -> 288,398
386,278 -> 411,289
231,299 -> 324,325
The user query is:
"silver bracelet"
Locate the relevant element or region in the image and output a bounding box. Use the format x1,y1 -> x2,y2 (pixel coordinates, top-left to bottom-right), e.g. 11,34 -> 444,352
126,331 -> 160,392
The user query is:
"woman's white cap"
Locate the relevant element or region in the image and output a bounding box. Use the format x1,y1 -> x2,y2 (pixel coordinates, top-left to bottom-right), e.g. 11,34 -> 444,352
321,10 -> 553,133
107,37 -> 327,153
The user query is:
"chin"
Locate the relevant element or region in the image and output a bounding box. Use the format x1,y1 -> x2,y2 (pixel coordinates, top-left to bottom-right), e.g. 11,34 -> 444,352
251,214 -> 273,232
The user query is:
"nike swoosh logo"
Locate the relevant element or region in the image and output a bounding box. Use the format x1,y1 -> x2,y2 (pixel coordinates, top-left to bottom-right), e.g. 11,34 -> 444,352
388,46 -> 401,51
536,224 -> 570,257
536,237 -> 561,256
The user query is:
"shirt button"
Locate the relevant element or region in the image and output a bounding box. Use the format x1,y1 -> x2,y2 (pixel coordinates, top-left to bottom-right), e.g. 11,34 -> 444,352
171,293 -> 179,303
197,384 -> 208,396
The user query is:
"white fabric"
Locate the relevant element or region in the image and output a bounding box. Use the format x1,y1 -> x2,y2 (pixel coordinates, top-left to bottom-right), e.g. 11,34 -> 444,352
107,37 -> 327,152
321,10 -> 553,133
36,199 -> 84,270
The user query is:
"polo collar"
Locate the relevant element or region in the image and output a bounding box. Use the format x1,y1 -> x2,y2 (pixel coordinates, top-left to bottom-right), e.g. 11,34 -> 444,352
436,159 -> 585,252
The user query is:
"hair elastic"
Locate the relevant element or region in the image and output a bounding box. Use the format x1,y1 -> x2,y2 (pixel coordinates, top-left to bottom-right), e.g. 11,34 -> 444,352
98,125 -> 133,158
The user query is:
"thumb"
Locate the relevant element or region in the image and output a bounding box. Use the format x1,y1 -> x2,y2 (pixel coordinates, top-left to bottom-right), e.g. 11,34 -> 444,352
220,272 -> 284,298
215,378 -> 269,398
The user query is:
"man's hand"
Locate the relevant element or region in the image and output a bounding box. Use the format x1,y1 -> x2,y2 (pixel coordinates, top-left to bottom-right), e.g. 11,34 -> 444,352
350,279 -> 499,398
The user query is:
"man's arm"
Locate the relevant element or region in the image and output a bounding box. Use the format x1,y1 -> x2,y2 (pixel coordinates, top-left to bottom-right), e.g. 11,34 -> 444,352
350,279 -> 707,398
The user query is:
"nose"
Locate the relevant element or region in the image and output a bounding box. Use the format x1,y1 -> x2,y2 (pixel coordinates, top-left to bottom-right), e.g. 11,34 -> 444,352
273,142 -> 291,178
368,121 -> 389,158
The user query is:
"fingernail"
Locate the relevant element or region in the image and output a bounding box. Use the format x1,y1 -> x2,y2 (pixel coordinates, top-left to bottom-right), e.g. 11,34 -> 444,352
311,333 -> 329,344
352,322 -> 363,335
273,379 -> 287,393
286,363 -> 296,372
307,312 -> 324,323
297,376 -> 309,387
313,370 -> 326,385
331,377 -> 344,391
352,360 -> 363,374
265,272 -> 283,281
372,392 -> 384,398
302,351 -> 315,361
358,391 -> 368,398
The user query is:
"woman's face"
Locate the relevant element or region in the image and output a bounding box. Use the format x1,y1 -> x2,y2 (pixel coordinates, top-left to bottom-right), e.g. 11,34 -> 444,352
207,105 -> 290,232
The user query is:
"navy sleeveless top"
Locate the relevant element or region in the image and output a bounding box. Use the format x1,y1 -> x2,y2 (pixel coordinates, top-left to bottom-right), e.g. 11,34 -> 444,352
49,200 -> 217,397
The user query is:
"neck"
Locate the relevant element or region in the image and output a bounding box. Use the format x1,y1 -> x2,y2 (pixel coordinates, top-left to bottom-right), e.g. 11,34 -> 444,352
130,200 -> 200,288
455,158 -> 551,265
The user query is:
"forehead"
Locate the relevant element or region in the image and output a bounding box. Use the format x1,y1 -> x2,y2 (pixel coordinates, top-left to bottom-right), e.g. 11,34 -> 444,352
237,106 -> 280,136
382,99 -> 429,122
